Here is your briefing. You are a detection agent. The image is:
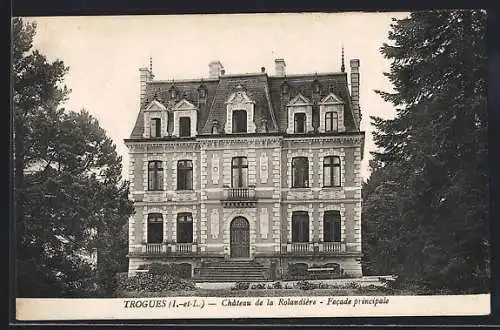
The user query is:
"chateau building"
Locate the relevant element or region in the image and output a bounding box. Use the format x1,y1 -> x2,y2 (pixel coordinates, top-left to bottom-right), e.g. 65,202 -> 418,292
125,55 -> 365,281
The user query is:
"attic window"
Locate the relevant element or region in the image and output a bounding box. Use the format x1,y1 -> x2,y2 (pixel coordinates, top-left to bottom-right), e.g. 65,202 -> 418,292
232,110 -> 247,133
212,119 -> 219,134
150,118 -> 161,138
294,113 -> 306,134
198,86 -> 207,99
169,86 -> 177,99
179,117 -> 191,137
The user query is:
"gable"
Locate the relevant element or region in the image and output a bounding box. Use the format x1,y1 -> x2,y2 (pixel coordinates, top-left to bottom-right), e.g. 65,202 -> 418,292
320,92 -> 344,104
145,100 -> 167,112
173,99 -> 198,111
225,85 -> 255,104
287,93 -> 311,107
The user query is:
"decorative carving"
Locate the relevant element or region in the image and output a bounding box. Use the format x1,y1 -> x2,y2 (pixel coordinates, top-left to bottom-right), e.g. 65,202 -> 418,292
260,207 -> 269,239
210,209 -> 220,239
260,154 -> 269,184
211,154 -> 220,185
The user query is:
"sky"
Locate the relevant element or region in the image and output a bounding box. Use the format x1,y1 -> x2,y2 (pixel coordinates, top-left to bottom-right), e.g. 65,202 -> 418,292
28,12 -> 409,181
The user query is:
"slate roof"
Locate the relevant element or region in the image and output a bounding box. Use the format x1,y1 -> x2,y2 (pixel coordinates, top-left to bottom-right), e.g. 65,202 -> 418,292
128,70 -> 357,139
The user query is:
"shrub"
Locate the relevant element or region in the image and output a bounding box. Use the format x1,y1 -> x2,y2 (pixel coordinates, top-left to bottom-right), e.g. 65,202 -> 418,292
146,263 -> 192,279
250,283 -> 266,290
231,282 -> 250,291
117,272 -> 196,292
294,280 -> 315,290
272,281 -> 283,289
345,281 -> 361,289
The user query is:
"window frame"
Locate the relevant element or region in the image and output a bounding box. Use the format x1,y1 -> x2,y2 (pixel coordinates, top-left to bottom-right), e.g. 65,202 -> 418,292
177,160 -> 193,190
323,210 -> 341,242
232,110 -> 248,133
150,117 -> 162,138
294,112 -> 306,134
176,212 -> 193,244
292,211 -> 309,243
231,157 -> 248,188
325,111 -> 338,132
148,160 -> 164,191
147,213 -> 164,244
179,116 -> 191,137
323,156 -> 341,187
291,157 -> 309,188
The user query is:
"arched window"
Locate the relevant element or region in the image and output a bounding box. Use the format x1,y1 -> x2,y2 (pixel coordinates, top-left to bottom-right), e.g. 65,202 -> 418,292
292,211 -> 309,242
147,213 -> 163,243
148,161 -> 163,191
294,113 -> 306,133
177,213 -> 193,243
177,160 -> 193,190
179,117 -> 191,137
150,118 -> 161,138
232,110 -> 247,133
231,157 -> 248,188
324,211 -> 341,242
323,156 -> 341,187
325,111 -> 338,132
292,157 -> 308,188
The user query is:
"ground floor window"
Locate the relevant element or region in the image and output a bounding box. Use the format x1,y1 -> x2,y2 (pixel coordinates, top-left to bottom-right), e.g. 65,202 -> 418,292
177,212 -> 193,243
292,211 -> 309,242
324,210 -> 341,242
147,213 -> 163,243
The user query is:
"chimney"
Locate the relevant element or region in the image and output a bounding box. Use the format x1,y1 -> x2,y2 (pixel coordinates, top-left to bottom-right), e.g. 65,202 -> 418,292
350,59 -> 361,128
275,58 -> 286,77
139,67 -> 153,106
209,60 -> 224,79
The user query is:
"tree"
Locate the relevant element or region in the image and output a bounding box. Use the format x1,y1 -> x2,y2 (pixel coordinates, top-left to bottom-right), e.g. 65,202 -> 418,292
13,18 -> 133,297
363,10 -> 488,293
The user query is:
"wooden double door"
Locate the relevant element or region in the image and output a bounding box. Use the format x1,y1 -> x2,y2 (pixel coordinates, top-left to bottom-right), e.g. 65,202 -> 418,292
230,217 -> 250,258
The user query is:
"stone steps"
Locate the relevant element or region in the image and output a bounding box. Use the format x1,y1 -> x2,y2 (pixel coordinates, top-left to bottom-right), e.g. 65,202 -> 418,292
194,260 -> 268,282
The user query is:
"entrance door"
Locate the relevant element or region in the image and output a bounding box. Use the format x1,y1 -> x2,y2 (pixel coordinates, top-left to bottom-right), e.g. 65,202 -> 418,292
230,217 -> 250,258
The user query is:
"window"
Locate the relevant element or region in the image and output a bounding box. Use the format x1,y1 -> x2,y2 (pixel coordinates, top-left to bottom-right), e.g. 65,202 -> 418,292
231,157 -> 248,188
292,157 -> 309,188
323,156 -> 341,187
232,110 -> 247,133
177,213 -> 193,243
211,119 -> 219,134
325,111 -> 338,132
292,211 -> 309,242
148,161 -> 163,191
177,160 -> 193,190
147,213 -> 163,243
324,211 -> 341,242
179,117 -> 191,137
150,118 -> 161,138
294,113 -> 306,133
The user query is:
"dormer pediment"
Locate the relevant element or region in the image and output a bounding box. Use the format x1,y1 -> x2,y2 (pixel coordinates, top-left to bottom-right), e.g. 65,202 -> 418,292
320,92 -> 344,105
173,99 -> 198,111
225,86 -> 254,104
287,93 -> 311,107
145,100 -> 167,112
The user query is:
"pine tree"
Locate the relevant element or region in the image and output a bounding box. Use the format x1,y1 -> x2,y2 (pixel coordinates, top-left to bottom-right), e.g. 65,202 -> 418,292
363,10 -> 488,293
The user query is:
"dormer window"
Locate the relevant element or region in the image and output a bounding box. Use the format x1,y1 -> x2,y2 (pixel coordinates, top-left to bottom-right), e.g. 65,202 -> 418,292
212,119 -> 219,134
179,117 -> 191,137
325,111 -> 338,132
198,85 -> 207,99
232,110 -> 247,133
294,113 -> 306,133
150,118 -> 162,138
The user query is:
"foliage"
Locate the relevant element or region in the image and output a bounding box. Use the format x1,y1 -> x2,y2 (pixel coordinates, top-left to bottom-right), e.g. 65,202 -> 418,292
142,263 -> 193,279
231,282 -> 250,291
117,273 -> 196,293
363,10 -> 489,293
13,18 -> 134,297
250,283 -> 267,290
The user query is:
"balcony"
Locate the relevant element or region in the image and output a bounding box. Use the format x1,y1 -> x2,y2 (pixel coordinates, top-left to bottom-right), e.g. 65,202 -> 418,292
141,243 -> 198,256
222,185 -> 257,208
282,241 -> 347,255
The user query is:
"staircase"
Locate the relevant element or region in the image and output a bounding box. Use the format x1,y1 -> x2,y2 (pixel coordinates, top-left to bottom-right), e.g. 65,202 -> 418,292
193,260 -> 268,282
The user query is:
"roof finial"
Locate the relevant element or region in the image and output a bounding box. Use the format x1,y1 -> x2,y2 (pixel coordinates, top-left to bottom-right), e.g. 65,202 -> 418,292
341,43 -> 345,72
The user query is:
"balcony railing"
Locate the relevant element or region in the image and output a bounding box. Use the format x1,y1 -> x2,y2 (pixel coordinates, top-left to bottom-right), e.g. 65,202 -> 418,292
175,243 -> 193,254
283,242 -> 347,254
321,241 -> 346,253
222,186 -> 256,208
145,243 -> 163,254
